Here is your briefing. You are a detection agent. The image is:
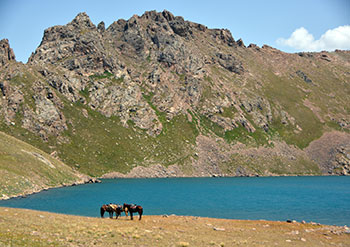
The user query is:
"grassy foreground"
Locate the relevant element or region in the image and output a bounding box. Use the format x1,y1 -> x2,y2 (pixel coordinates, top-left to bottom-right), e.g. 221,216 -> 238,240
0,207 -> 349,246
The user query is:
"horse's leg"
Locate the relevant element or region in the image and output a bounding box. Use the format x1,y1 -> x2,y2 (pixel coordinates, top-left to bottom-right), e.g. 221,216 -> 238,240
116,211 -> 120,219
124,208 -> 128,217
100,207 -> 105,218
130,211 -> 133,220
139,208 -> 143,220
109,211 -> 113,219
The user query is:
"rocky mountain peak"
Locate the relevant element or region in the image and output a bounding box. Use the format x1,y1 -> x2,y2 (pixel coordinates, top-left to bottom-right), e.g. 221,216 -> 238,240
161,10 -> 175,21
70,12 -> 95,30
0,39 -> 16,66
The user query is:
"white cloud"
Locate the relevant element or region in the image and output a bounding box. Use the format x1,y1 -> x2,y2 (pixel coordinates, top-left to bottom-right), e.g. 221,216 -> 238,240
276,25 -> 350,52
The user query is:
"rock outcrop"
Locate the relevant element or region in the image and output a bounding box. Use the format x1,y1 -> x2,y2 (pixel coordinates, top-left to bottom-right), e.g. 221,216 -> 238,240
0,39 -> 15,66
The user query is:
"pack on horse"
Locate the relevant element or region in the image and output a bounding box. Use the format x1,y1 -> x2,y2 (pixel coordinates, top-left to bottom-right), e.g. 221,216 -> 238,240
123,203 -> 143,220
100,203 -> 128,219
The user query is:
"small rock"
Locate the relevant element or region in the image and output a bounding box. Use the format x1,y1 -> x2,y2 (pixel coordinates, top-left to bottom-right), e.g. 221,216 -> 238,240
177,242 -> 189,247
301,220 -> 306,224
301,238 -> 306,242
286,239 -> 292,242
213,227 -> 225,231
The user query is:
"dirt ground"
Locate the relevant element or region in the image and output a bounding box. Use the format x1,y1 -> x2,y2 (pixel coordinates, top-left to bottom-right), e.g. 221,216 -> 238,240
0,207 -> 349,246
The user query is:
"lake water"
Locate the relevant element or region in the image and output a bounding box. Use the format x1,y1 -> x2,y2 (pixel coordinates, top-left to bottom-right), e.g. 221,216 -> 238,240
1,176 -> 349,226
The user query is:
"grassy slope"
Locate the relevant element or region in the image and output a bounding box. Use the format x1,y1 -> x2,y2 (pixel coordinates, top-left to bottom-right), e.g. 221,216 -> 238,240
56,100 -> 197,176
0,207 -> 349,247
0,131 -> 83,199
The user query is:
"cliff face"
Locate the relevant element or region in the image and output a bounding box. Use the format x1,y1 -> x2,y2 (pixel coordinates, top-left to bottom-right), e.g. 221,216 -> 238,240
1,11 -> 350,177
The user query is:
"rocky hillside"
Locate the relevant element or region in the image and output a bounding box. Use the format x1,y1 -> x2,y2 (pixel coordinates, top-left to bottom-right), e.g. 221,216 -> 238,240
0,131 -> 96,199
0,11 -> 349,177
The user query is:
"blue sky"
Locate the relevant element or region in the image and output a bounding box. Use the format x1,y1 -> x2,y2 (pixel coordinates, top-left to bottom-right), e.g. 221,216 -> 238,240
1,0 -> 349,62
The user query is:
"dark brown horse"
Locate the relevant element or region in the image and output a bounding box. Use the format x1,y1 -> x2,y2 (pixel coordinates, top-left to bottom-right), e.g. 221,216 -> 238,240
100,203 -> 128,219
123,203 -> 143,220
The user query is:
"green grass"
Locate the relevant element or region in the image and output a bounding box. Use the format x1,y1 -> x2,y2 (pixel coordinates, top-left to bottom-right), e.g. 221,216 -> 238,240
199,114 -> 270,147
219,153 -> 321,176
263,73 -> 324,149
89,71 -> 124,84
89,71 -> 114,80
10,73 -> 37,110
51,94 -> 198,176
0,131 -> 81,199
219,106 -> 238,119
79,87 -> 90,99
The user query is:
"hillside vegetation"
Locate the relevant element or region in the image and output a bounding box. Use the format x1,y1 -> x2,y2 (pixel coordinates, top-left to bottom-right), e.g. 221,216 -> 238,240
0,207 -> 349,246
0,11 -> 349,178
0,131 -> 91,199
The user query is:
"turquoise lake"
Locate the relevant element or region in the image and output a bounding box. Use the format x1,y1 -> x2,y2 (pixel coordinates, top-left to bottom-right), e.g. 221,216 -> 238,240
1,176 -> 349,226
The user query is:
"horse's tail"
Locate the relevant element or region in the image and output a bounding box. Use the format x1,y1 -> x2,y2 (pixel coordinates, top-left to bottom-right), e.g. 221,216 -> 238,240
100,206 -> 105,218
138,206 -> 143,220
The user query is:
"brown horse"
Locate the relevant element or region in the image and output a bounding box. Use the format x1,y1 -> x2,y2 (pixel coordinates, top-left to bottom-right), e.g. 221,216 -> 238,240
100,203 -> 128,219
123,203 -> 143,220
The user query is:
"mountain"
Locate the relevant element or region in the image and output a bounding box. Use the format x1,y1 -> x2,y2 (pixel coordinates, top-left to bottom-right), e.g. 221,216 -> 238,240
1,10 -> 349,178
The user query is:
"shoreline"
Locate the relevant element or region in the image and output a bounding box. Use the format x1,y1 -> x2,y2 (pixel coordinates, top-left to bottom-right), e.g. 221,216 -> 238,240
0,205 -> 348,228
0,177 -> 101,201
100,173 -> 345,179
0,206 -> 347,227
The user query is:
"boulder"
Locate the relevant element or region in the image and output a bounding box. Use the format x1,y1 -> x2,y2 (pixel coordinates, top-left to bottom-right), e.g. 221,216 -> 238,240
169,16 -> 190,37
215,53 -> 244,74
296,70 -> 312,83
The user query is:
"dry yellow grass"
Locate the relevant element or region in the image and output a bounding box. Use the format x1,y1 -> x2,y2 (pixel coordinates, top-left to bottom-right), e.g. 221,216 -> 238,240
0,207 -> 349,246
